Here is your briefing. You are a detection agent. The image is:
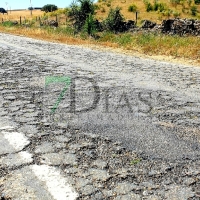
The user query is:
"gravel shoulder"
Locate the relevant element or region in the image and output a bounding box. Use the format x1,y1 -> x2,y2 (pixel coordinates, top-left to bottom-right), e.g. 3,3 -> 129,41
0,32 -> 200,199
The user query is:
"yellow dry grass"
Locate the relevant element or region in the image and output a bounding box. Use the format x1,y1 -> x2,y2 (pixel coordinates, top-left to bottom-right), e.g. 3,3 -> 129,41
0,25 -> 199,66
96,0 -> 200,23
0,2 -> 199,66
0,10 -> 43,21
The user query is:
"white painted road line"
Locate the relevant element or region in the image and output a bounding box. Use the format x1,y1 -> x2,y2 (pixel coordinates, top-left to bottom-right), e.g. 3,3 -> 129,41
31,165 -> 78,200
0,127 -> 78,199
2,131 -> 30,151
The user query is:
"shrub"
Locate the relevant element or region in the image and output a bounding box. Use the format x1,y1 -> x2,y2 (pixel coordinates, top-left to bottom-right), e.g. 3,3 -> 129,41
68,0 -> 96,32
103,7 -> 125,32
162,9 -> 172,17
101,7 -> 106,12
41,4 -> 58,12
128,4 -> 137,12
170,0 -> 181,7
191,5 -> 198,15
144,0 -> 167,12
83,13 -> 97,35
187,0 -> 192,6
158,3 -> 167,12
195,0 -> 200,4
143,0 -> 153,12
2,21 -> 14,27
173,10 -> 181,17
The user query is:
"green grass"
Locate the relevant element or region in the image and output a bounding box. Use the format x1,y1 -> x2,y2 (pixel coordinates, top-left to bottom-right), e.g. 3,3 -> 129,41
130,158 -> 141,165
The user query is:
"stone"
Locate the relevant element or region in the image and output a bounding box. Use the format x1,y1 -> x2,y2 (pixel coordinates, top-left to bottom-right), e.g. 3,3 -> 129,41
35,142 -> 55,154
164,185 -> 195,199
92,159 -> 108,169
140,181 -> 160,190
18,125 -> 38,136
142,20 -> 156,29
76,178 -> 90,189
0,151 -> 33,168
54,135 -> 71,143
114,182 -> 138,195
80,185 -> 97,196
183,178 -> 196,186
88,169 -> 110,181
40,152 -> 77,166
113,193 -> 141,200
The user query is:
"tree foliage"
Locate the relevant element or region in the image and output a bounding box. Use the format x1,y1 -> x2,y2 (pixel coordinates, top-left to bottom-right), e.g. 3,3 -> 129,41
83,13 -> 97,36
103,7 -> 125,32
41,4 -> 58,12
68,0 -> 96,32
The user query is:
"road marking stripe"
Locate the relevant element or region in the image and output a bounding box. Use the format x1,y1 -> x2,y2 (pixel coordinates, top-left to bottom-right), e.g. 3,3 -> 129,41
31,165 -> 78,200
2,131 -> 30,151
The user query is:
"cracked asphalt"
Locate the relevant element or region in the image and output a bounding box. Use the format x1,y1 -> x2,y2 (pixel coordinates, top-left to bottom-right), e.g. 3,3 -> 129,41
0,33 -> 200,199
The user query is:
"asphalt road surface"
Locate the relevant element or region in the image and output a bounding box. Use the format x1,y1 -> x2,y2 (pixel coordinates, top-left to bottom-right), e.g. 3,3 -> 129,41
0,33 -> 200,199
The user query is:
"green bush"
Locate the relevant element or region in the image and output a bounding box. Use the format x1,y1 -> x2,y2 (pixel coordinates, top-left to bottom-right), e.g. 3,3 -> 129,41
83,13 -> 97,36
68,0 -> 96,32
170,0 -> 181,7
195,0 -> 200,4
2,21 -> 14,27
191,5 -> 198,15
144,0 -> 153,12
144,0 -> 167,12
101,7 -> 106,12
128,4 -> 137,12
41,4 -> 58,12
173,10 -> 181,17
187,0 -> 192,6
162,9 -> 172,17
158,3 -> 167,12
103,7 -> 125,32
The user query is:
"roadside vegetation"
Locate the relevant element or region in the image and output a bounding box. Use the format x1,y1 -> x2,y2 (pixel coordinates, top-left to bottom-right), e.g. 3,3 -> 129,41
0,0 -> 199,63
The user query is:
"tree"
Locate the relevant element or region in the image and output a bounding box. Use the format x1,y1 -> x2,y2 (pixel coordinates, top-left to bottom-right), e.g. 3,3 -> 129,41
195,0 -> 200,4
103,7 -> 125,32
68,0 -> 96,31
41,4 -> 58,12
0,8 -> 7,14
191,5 -> 197,15
83,13 -> 97,35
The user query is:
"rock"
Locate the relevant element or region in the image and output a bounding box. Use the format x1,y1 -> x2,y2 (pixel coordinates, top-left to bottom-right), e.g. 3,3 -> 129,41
114,168 -> 129,178
161,18 -> 200,36
142,20 -> 156,29
40,152 -> 77,166
164,185 -> 195,199
92,159 -> 108,169
114,182 -> 138,195
76,178 -> 90,189
43,20 -> 58,27
113,193 -> 141,200
88,169 -> 110,181
183,178 -> 196,186
146,195 -> 162,200
102,190 -> 113,197
35,142 -> 55,154
80,185 -> 97,196
140,181 -> 160,190
54,135 -> 70,143
0,151 -> 33,168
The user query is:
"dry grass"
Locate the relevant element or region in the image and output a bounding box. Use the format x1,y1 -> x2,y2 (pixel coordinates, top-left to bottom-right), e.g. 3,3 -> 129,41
0,2 -> 199,66
0,25 -> 199,65
0,10 -> 43,21
96,0 -> 200,23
